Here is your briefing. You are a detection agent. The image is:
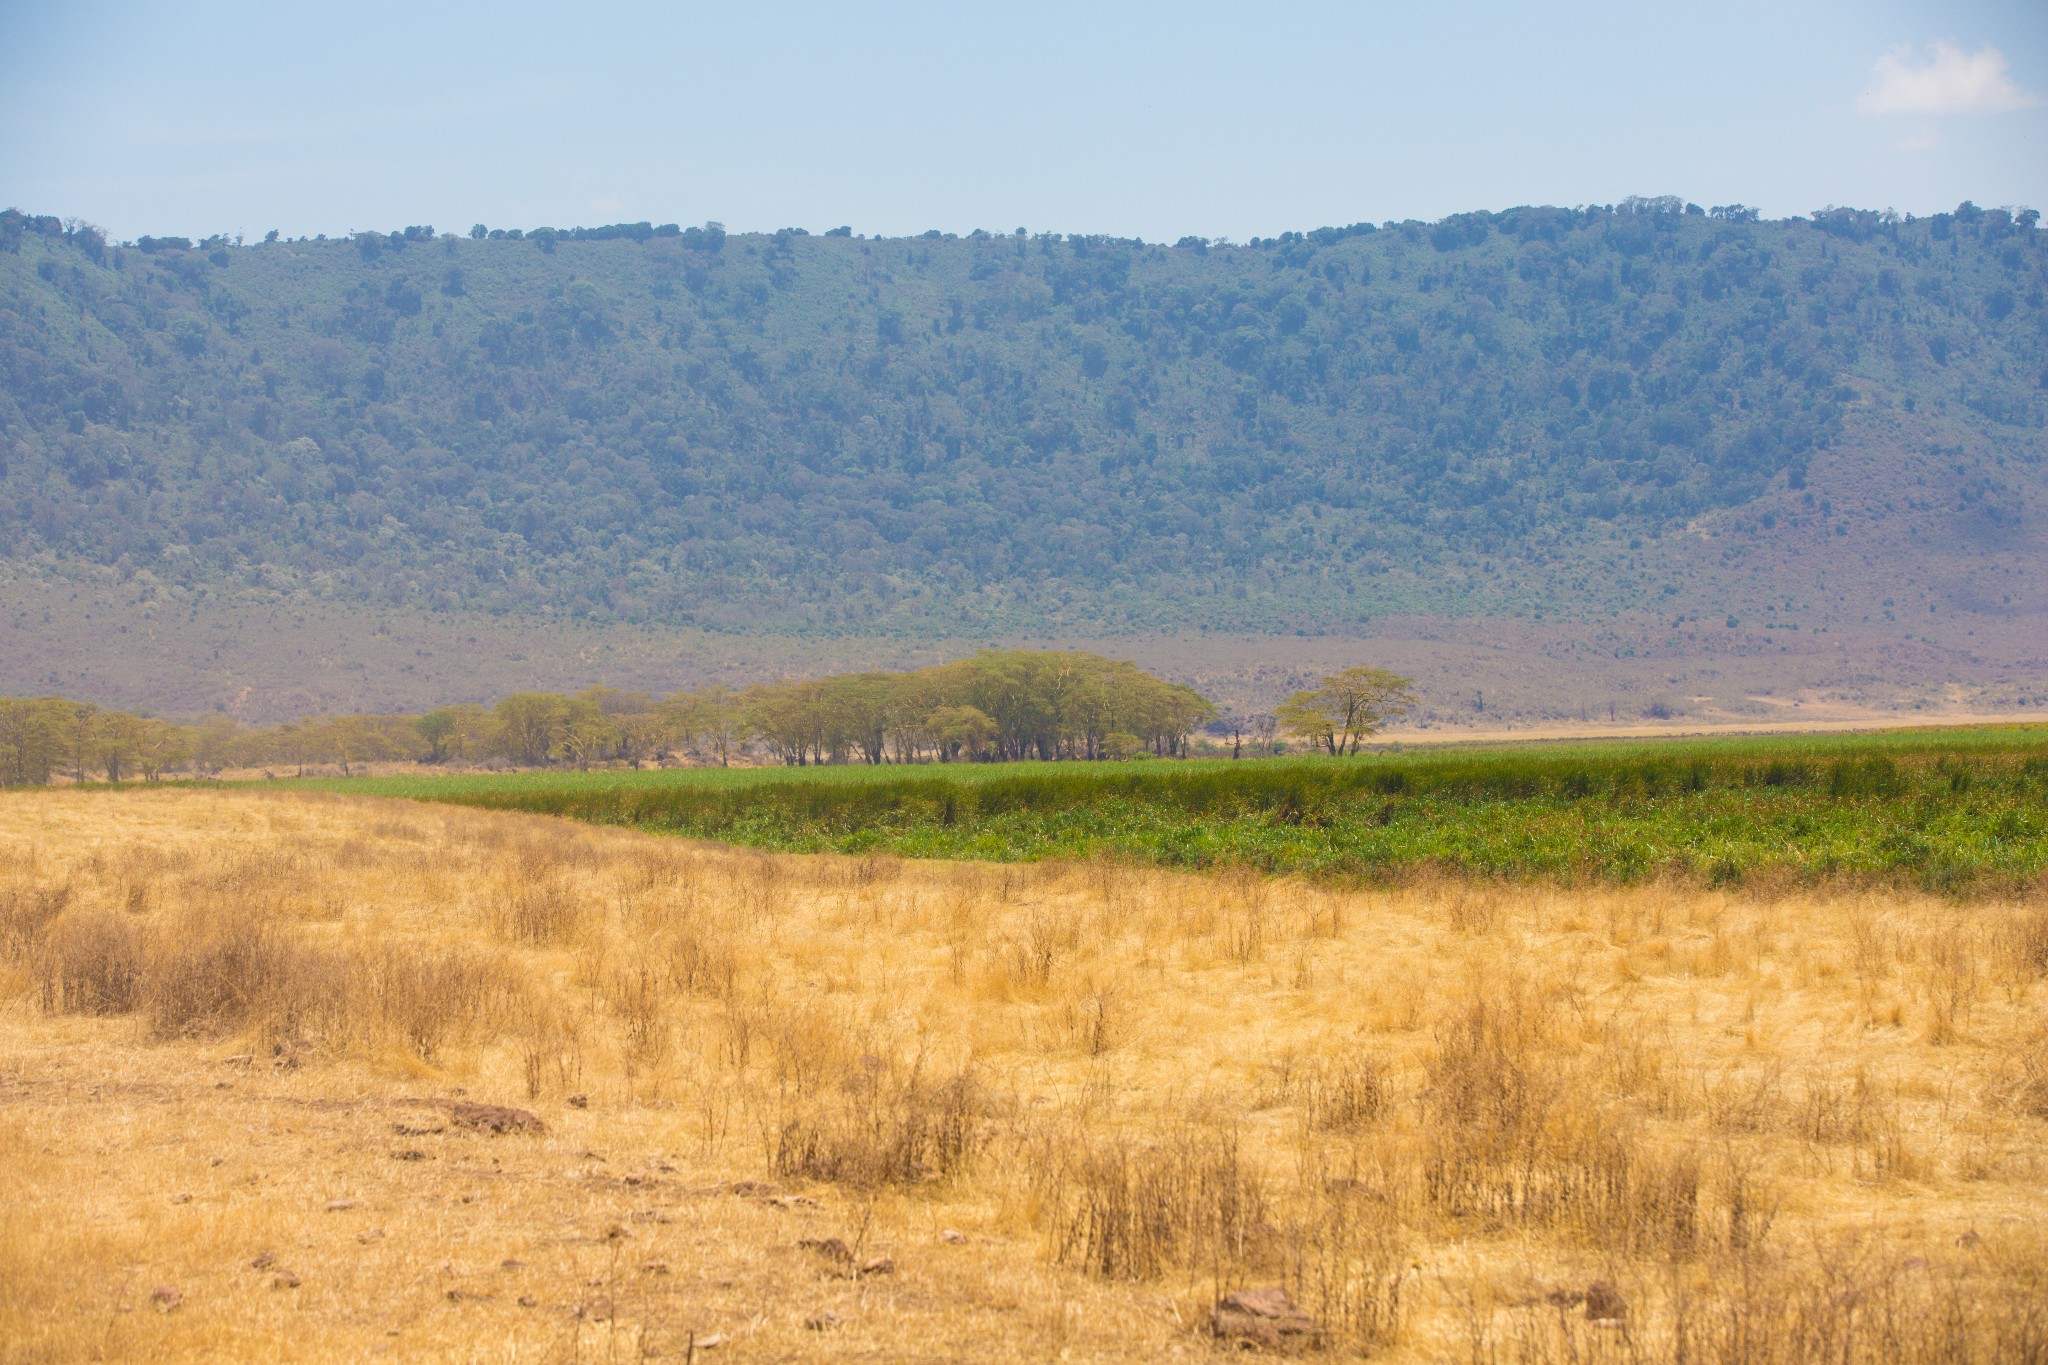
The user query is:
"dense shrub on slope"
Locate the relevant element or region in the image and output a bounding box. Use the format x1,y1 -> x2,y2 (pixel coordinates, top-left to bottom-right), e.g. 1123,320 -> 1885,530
0,201 -> 2040,631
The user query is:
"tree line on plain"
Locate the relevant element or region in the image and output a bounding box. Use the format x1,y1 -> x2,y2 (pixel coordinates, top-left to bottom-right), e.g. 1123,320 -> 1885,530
0,652 -> 1416,785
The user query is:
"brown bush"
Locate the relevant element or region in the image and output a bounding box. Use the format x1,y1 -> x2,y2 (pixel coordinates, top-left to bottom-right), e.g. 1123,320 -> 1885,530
0,884 -> 70,962
1044,1129 -> 1270,1282
491,881 -> 581,946
774,1063 -> 985,1191
37,910 -> 141,1015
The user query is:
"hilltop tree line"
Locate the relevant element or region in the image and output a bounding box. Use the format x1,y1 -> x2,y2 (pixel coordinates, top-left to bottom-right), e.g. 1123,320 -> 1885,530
1,199 -> 2039,633
0,654 -> 1427,785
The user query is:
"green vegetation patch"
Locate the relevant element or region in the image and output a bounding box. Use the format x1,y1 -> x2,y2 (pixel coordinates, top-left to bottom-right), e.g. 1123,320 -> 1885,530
311,726 -> 2048,894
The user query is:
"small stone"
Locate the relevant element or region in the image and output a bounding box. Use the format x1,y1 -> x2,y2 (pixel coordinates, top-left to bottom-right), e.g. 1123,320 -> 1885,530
517,1294 -> 538,1308
149,1285 -> 183,1312
940,1229 -> 968,1244
604,1224 -> 630,1241
1585,1280 -> 1628,1323
804,1310 -> 842,1331
1212,1286 -> 1316,1347
391,1149 -> 429,1162
500,1258 -> 526,1270
357,1227 -> 386,1244
324,1199 -> 359,1213
729,1180 -> 780,1199
642,1261 -> 671,1276
271,1272 -> 301,1290
694,1334 -> 728,1350
857,1255 -> 894,1277
577,1296 -> 614,1322
171,1193 -> 192,1205
250,1251 -> 276,1271
566,1094 -> 589,1109
1955,1230 -> 1983,1248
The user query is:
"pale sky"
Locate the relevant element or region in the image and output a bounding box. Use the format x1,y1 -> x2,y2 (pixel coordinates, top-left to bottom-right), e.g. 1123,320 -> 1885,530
2,0 -> 2042,243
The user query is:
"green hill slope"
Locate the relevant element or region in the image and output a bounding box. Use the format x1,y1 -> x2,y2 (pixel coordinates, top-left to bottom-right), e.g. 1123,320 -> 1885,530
3,201 -> 2041,642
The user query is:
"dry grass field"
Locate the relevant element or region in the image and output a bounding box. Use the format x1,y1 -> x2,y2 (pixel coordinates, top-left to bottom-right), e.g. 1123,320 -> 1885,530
2,788 -> 2045,1363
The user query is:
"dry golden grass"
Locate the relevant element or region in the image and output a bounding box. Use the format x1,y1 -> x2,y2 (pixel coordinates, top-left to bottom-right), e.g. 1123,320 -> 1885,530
2,787 -> 2045,1362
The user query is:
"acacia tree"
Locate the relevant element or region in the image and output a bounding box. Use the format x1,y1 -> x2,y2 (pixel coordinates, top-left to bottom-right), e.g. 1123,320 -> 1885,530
134,719 -> 192,781
1276,667 -> 1416,756
94,710 -> 150,782
744,680 -> 833,765
663,685 -> 745,767
415,709 -> 460,763
819,673 -> 898,764
0,698 -> 64,786
59,702 -> 99,782
190,714 -> 242,775
493,693 -> 572,765
926,705 -> 999,761
552,701 -> 622,769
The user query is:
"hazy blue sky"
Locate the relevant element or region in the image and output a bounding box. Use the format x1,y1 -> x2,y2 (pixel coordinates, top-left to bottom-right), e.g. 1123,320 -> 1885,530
3,0 -> 2042,242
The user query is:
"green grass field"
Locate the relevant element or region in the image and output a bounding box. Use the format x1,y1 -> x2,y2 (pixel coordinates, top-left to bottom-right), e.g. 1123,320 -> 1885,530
300,726 -> 2048,893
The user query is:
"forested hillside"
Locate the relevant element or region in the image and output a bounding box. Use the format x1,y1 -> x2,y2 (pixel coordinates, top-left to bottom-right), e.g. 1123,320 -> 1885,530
1,200 -> 2042,637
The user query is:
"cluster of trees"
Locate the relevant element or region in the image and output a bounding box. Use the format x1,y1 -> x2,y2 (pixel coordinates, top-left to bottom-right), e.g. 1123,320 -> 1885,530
0,655 -> 1424,786
2,200 -> 2038,633
0,651 -> 1236,784
0,696 -> 197,785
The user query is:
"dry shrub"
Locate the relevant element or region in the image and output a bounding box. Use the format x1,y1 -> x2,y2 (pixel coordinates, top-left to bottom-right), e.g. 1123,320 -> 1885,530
1043,1129 -> 1270,1281
773,1061 -> 985,1190
36,910 -> 141,1015
1284,1160 -> 1409,1355
1055,981 -> 1120,1057
2008,1027 -> 2048,1120
1419,990 -> 1716,1260
1424,989 -> 1551,1142
0,884 -> 70,962
359,942 -> 513,1061
26,897 -> 514,1063
659,921 -> 738,997
492,880 -> 581,945
515,996 -> 585,1101
1301,1055 -> 1390,1133
608,963 -> 672,1071
1924,918 -> 1981,1044
1704,1064 -> 1786,1134
1652,1240 -> 2048,1365
994,906 -> 1080,991
141,909 -> 348,1043
1221,865 -> 1270,962
2005,902 -> 2048,980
